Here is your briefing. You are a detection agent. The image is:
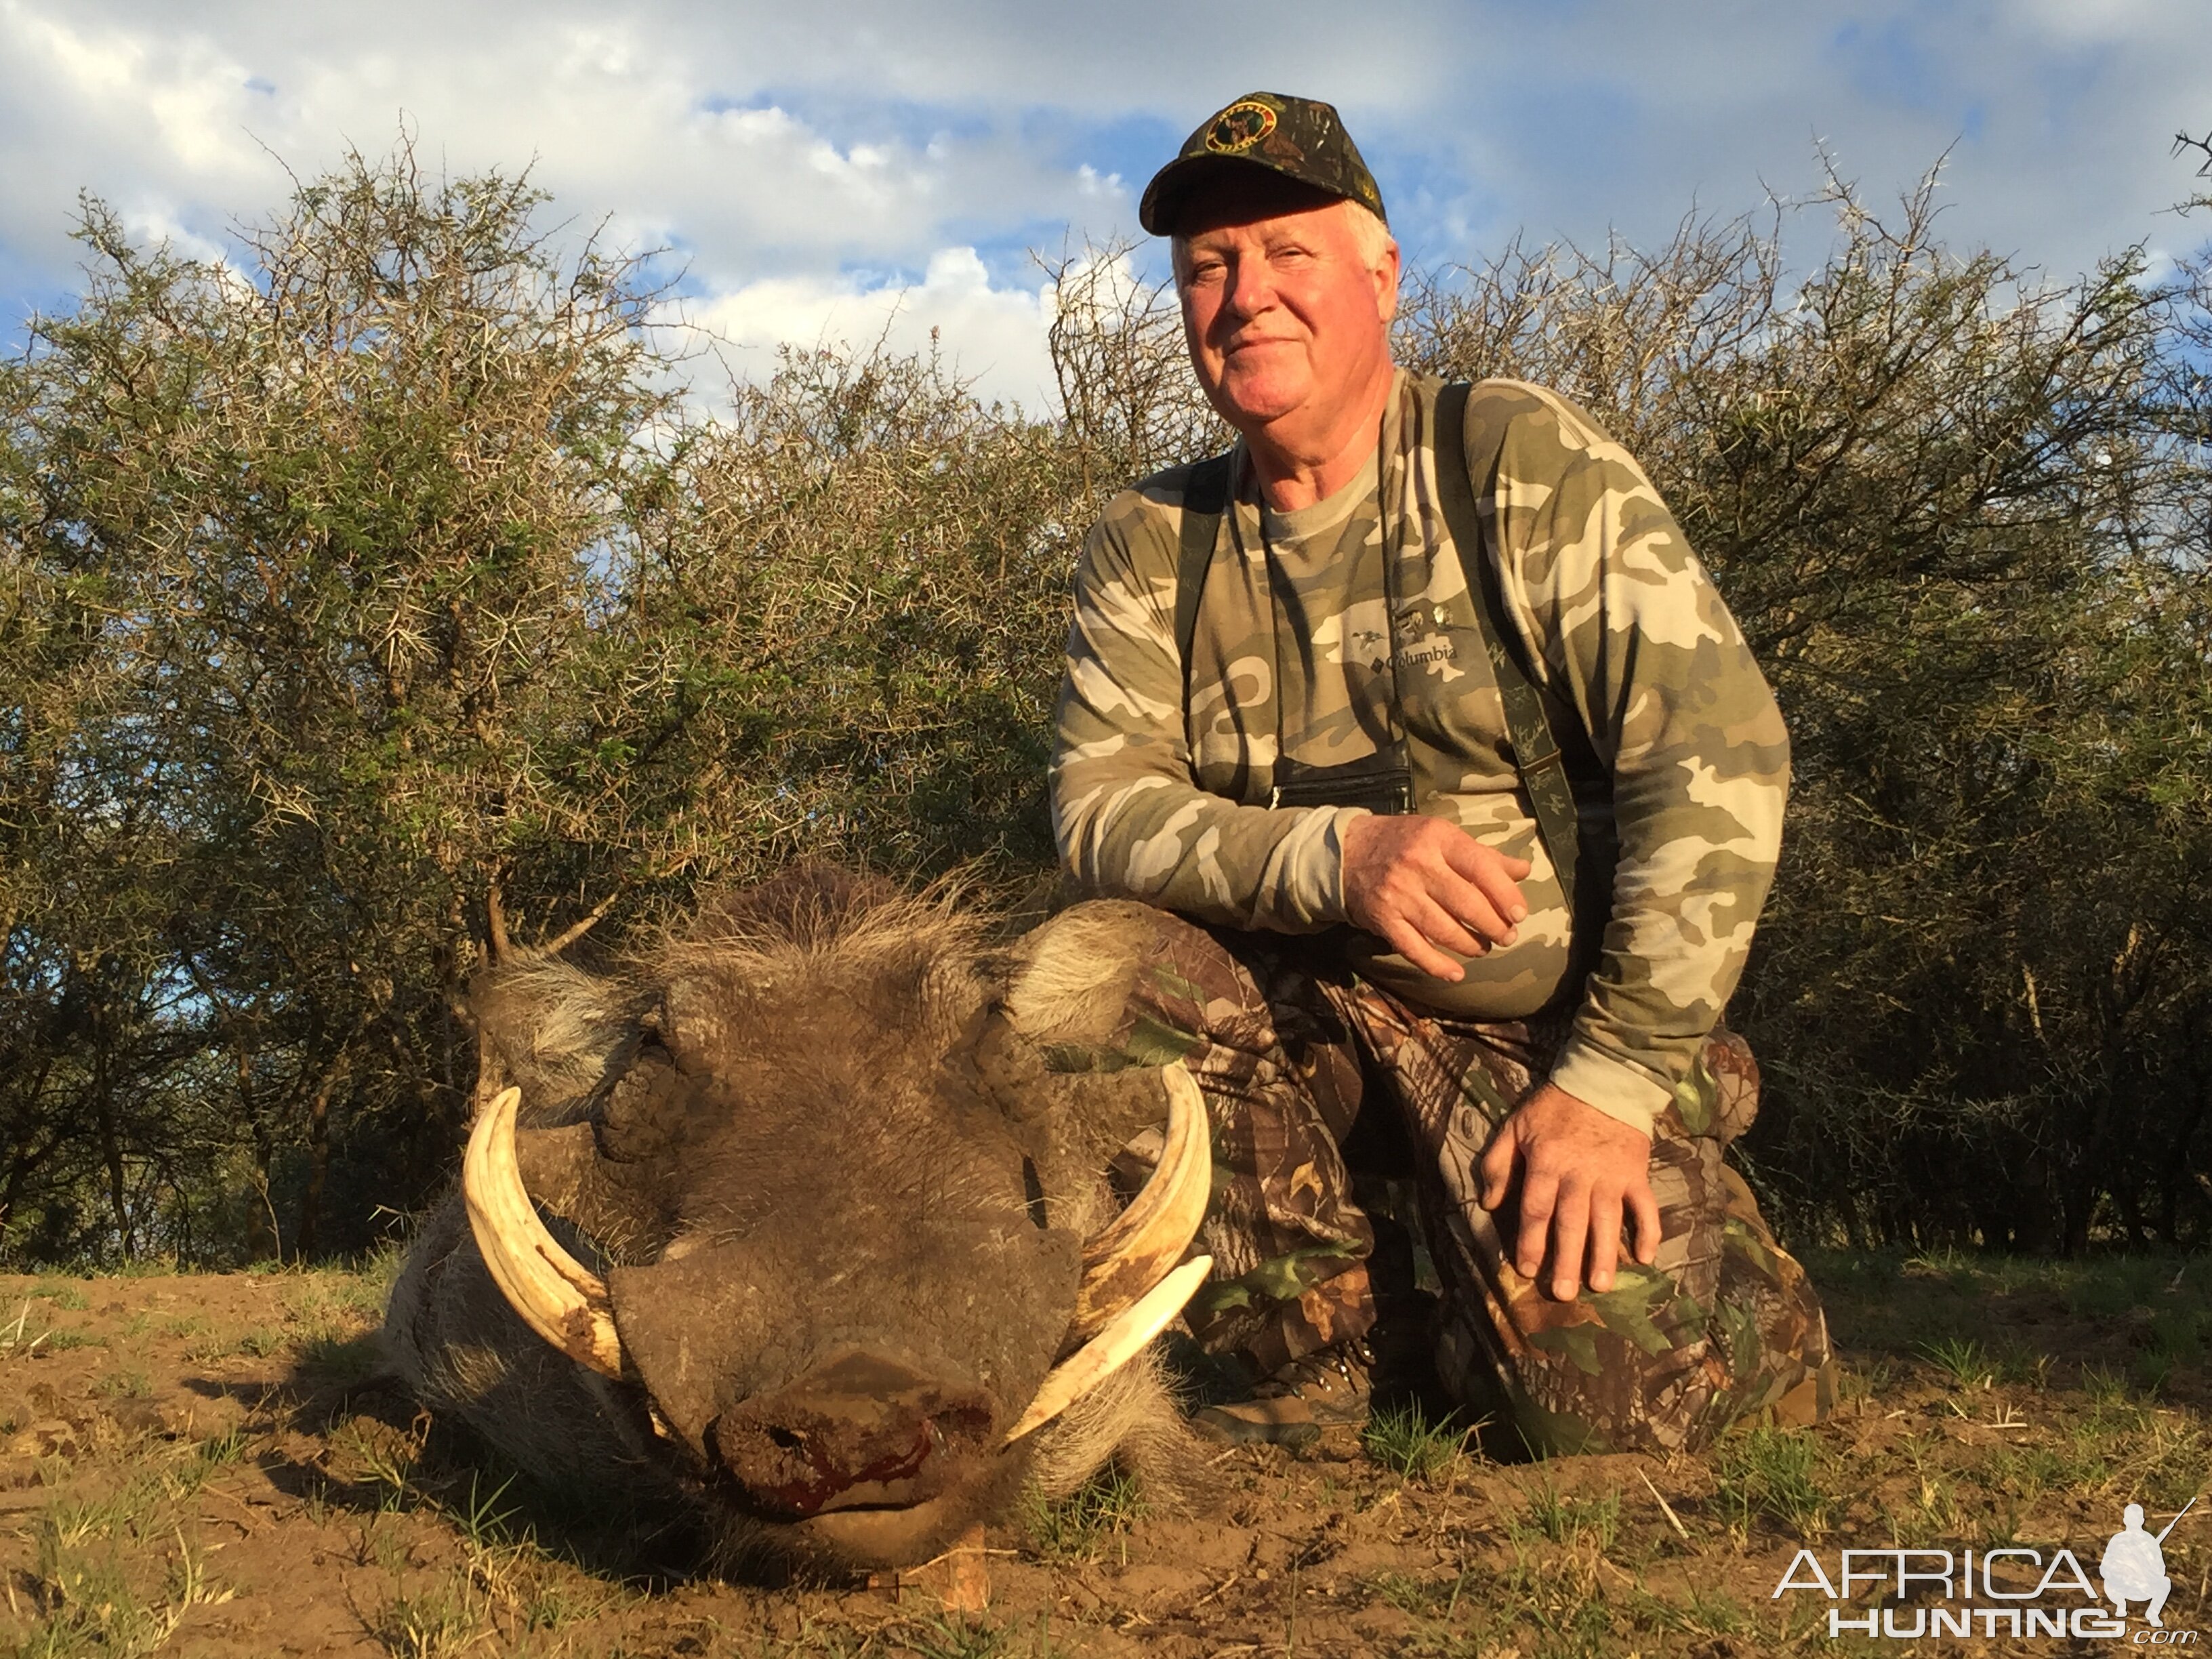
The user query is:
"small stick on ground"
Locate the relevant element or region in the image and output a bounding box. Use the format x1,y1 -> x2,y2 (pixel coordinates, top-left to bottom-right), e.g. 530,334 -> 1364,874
1639,1466 -> 1689,1541
869,1523 -> 993,1612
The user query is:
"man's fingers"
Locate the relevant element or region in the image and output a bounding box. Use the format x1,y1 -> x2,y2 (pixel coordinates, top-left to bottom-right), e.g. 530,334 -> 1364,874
1382,916 -> 1466,983
1477,869 -> 1531,932
1440,835 -> 1532,922
1628,1180 -> 1662,1265
1477,1126 -> 1517,1211
1488,1085 -> 1658,1298
1515,1168 -> 1557,1279
1586,1189 -> 1624,1294
1343,817 -> 1538,976
1547,1176 -> 1591,1301
1406,894 -> 1489,962
1439,885 -> 1517,948
1439,832 -> 1532,882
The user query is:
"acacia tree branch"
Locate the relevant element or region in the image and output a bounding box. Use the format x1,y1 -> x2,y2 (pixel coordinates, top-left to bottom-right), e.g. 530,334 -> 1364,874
539,888 -> 623,958
485,869 -> 512,964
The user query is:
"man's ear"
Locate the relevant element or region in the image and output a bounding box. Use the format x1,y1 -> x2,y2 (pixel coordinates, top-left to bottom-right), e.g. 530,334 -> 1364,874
1374,240 -> 1402,325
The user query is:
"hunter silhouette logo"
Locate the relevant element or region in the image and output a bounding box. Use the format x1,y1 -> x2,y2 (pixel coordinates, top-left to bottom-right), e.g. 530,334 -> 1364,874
1204,101 -> 1276,154
2102,1498 -> 2190,1628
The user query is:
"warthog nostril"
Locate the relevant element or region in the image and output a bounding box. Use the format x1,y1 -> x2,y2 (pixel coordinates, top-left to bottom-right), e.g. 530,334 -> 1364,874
710,1351 -> 998,1522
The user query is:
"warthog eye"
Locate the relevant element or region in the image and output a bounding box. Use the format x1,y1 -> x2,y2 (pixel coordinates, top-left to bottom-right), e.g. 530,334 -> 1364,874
1021,1155 -> 1048,1231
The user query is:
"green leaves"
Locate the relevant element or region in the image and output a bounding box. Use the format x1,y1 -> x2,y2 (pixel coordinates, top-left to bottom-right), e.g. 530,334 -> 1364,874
7,142 -> 2211,1266
1401,163 -> 2212,1254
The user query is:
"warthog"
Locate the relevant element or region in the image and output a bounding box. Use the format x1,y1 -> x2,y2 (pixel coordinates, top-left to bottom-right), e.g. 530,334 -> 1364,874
384,867 -> 1211,1577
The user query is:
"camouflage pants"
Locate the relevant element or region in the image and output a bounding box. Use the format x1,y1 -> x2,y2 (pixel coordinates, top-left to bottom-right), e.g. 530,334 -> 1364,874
1108,909 -> 1837,1456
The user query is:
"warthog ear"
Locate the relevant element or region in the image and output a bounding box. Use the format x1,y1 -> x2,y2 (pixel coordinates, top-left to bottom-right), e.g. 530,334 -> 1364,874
1000,901 -> 1165,1050
962,989 -> 1179,1151
1052,1066 -> 1200,1188
593,1016 -> 694,1166
472,958 -> 643,1115
989,901 -> 1201,1179
468,966 -> 688,1263
962,1008 -> 1193,1196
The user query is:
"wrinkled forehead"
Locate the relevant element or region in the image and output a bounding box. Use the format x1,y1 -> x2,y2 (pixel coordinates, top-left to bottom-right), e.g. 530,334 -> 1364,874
646,969 -> 1036,1223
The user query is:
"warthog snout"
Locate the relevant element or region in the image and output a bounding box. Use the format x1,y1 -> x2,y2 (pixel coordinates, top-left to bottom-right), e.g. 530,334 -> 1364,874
710,1349 -> 997,1520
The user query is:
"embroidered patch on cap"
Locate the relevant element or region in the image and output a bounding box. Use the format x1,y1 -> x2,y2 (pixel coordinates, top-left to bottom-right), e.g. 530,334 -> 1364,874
1204,100 -> 1277,155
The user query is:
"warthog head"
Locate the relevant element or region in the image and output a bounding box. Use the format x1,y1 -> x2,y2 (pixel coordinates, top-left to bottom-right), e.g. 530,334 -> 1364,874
385,867 -> 1208,1577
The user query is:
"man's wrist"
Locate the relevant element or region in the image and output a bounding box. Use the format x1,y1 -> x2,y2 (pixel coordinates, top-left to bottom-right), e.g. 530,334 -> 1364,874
1318,805 -> 1374,923
1546,1039 -> 1668,1139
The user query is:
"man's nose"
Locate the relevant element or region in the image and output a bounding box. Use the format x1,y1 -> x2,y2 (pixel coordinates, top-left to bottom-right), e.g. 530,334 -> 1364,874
1219,255 -> 1277,321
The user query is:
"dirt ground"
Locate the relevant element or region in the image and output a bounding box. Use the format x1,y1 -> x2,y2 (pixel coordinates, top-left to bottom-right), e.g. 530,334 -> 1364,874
0,1248 -> 2203,1657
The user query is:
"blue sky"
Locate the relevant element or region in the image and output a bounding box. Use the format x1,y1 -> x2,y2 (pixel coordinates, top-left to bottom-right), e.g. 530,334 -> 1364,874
2,0 -> 2207,408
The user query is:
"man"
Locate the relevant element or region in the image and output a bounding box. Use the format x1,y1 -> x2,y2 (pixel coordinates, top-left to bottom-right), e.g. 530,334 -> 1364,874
2101,1504 -> 2173,1627
1050,91 -> 1835,1454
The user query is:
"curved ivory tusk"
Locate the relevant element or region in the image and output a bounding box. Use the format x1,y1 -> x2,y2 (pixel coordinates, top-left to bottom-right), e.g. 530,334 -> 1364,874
1068,1063 -> 1211,1343
462,1086 -> 626,1378
1003,1255 -> 1213,1444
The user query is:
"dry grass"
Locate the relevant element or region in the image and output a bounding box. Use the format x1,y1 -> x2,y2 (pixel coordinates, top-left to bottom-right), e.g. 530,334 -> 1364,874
0,1251 -> 2200,1656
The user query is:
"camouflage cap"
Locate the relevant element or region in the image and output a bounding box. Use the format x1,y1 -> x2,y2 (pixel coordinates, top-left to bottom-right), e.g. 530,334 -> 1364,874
1139,91 -> 1387,236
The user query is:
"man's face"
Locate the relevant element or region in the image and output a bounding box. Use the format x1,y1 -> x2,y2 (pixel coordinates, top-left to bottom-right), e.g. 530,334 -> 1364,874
1174,175 -> 1399,438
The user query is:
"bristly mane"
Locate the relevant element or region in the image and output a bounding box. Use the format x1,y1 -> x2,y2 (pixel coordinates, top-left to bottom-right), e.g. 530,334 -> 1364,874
661,862 -> 991,977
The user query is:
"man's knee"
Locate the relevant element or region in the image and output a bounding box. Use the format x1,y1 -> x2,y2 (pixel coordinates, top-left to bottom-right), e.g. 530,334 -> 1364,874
1431,1230 -> 1837,1457
1078,904 -> 1271,1059
1655,1025 -> 1762,1145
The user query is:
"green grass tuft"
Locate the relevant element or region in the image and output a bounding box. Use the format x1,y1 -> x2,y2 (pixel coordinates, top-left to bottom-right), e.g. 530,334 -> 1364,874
1023,1466 -> 1145,1563
1361,1400 -> 1466,1483
369,1571 -> 485,1659
1713,1426 -> 1830,1536
1919,1334 -> 1996,1389
91,1366 -> 152,1402
1516,1475 -> 1620,1551
299,1331 -> 384,1387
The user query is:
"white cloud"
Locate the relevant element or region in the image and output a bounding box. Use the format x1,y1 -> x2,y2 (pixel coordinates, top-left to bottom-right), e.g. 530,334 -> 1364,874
687,247 -> 1061,411
1,2 -> 260,176
0,0 -> 1122,278
678,247 -> 1164,413
1399,1 -> 2212,281
1,0 -> 2208,411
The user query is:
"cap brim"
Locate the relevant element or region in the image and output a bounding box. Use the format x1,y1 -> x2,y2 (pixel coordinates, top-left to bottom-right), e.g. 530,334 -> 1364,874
1138,152 -> 1338,236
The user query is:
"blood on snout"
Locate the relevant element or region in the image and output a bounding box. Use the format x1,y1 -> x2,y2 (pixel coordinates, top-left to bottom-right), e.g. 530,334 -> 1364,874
708,1349 -> 998,1521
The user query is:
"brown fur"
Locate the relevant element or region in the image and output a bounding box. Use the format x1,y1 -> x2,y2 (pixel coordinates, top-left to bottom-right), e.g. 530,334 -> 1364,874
385,866 -> 1205,1580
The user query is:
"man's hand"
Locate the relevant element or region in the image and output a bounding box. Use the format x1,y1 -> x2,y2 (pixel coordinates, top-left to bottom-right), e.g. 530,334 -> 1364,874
1341,815 -> 1532,981
1477,1084 -> 1660,1300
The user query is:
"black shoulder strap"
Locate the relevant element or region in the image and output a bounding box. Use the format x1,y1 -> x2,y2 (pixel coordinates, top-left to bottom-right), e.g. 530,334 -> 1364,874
1172,453 -> 1233,680
1433,382 -> 1594,927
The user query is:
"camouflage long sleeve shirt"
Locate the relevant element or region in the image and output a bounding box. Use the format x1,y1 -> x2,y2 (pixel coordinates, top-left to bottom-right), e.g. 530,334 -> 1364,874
1050,371 -> 1789,1134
